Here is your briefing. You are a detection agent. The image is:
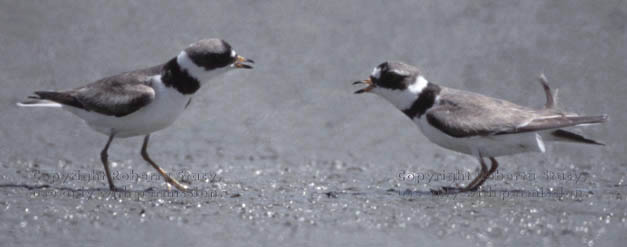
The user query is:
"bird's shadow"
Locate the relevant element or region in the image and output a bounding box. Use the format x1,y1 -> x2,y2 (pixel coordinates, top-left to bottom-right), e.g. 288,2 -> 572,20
0,183 -> 183,194
320,188 -> 548,199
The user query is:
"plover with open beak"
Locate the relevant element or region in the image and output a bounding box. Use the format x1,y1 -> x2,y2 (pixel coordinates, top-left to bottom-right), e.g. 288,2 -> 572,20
354,61 -> 608,194
18,39 -> 254,191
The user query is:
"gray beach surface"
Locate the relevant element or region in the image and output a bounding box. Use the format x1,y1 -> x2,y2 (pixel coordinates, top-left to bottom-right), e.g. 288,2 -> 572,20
1,1 -> 625,246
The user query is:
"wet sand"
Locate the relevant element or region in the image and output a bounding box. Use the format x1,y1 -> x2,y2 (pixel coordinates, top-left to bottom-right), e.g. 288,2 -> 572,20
1,1 -> 625,246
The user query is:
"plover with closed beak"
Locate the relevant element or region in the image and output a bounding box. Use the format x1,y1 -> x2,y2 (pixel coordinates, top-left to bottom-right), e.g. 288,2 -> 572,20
18,39 -> 254,191
354,61 -> 607,194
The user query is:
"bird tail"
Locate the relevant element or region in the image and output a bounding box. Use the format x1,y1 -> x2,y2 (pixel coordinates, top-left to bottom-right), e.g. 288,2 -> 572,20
566,115 -> 609,126
537,115 -> 608,146
533,75 -> 607,146
545,129 -> 605,146
16,91 -> 66,108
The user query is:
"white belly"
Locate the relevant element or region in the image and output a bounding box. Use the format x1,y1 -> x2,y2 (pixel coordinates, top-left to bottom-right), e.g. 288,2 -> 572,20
414,117 -> 545,157
65,77 -> 191,138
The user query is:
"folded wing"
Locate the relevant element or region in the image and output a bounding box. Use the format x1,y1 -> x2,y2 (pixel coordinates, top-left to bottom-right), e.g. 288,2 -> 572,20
30,69 -> 159,117
425,88 -> 607,138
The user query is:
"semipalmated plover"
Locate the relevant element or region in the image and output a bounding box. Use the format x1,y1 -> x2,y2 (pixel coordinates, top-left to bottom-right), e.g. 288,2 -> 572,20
354,61 -> 608,194
18,39 -> 253,191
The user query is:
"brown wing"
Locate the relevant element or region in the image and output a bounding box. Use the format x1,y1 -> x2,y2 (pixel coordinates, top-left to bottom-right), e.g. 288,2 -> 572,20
71,81 -> 155,117
512,115 -> 608,134
35,65 -> 162,117
424,88 -> 599,138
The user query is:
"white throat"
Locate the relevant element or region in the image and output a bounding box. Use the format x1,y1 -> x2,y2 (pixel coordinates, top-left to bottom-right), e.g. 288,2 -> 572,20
373,76 -> 428,110
176,51 -> 231,83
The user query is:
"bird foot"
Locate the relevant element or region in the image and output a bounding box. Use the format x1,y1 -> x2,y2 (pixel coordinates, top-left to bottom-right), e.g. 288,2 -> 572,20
430,186 -> 472,195
108,185 -> 124,192
165,178 -> 188,192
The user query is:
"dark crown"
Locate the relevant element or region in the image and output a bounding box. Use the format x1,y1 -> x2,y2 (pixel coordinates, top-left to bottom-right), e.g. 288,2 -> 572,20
371,61 -> 420,90
184,39 -> 236,70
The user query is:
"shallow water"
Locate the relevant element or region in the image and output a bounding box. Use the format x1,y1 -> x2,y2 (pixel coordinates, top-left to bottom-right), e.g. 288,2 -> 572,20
1,0 -> 626,246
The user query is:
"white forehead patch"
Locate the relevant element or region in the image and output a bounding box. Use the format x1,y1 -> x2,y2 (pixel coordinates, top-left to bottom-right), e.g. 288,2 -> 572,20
231,50 -> 237,57
371,67 -> 381,79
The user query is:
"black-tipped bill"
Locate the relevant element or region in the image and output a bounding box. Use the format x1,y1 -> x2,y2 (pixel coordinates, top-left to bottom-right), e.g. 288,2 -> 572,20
353,78 -> 375,94
233,55 -> 254,69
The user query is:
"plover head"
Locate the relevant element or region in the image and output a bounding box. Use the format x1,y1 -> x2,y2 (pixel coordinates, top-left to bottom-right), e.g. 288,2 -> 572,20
354,61 -> 428,110
176,39 -> 254,82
